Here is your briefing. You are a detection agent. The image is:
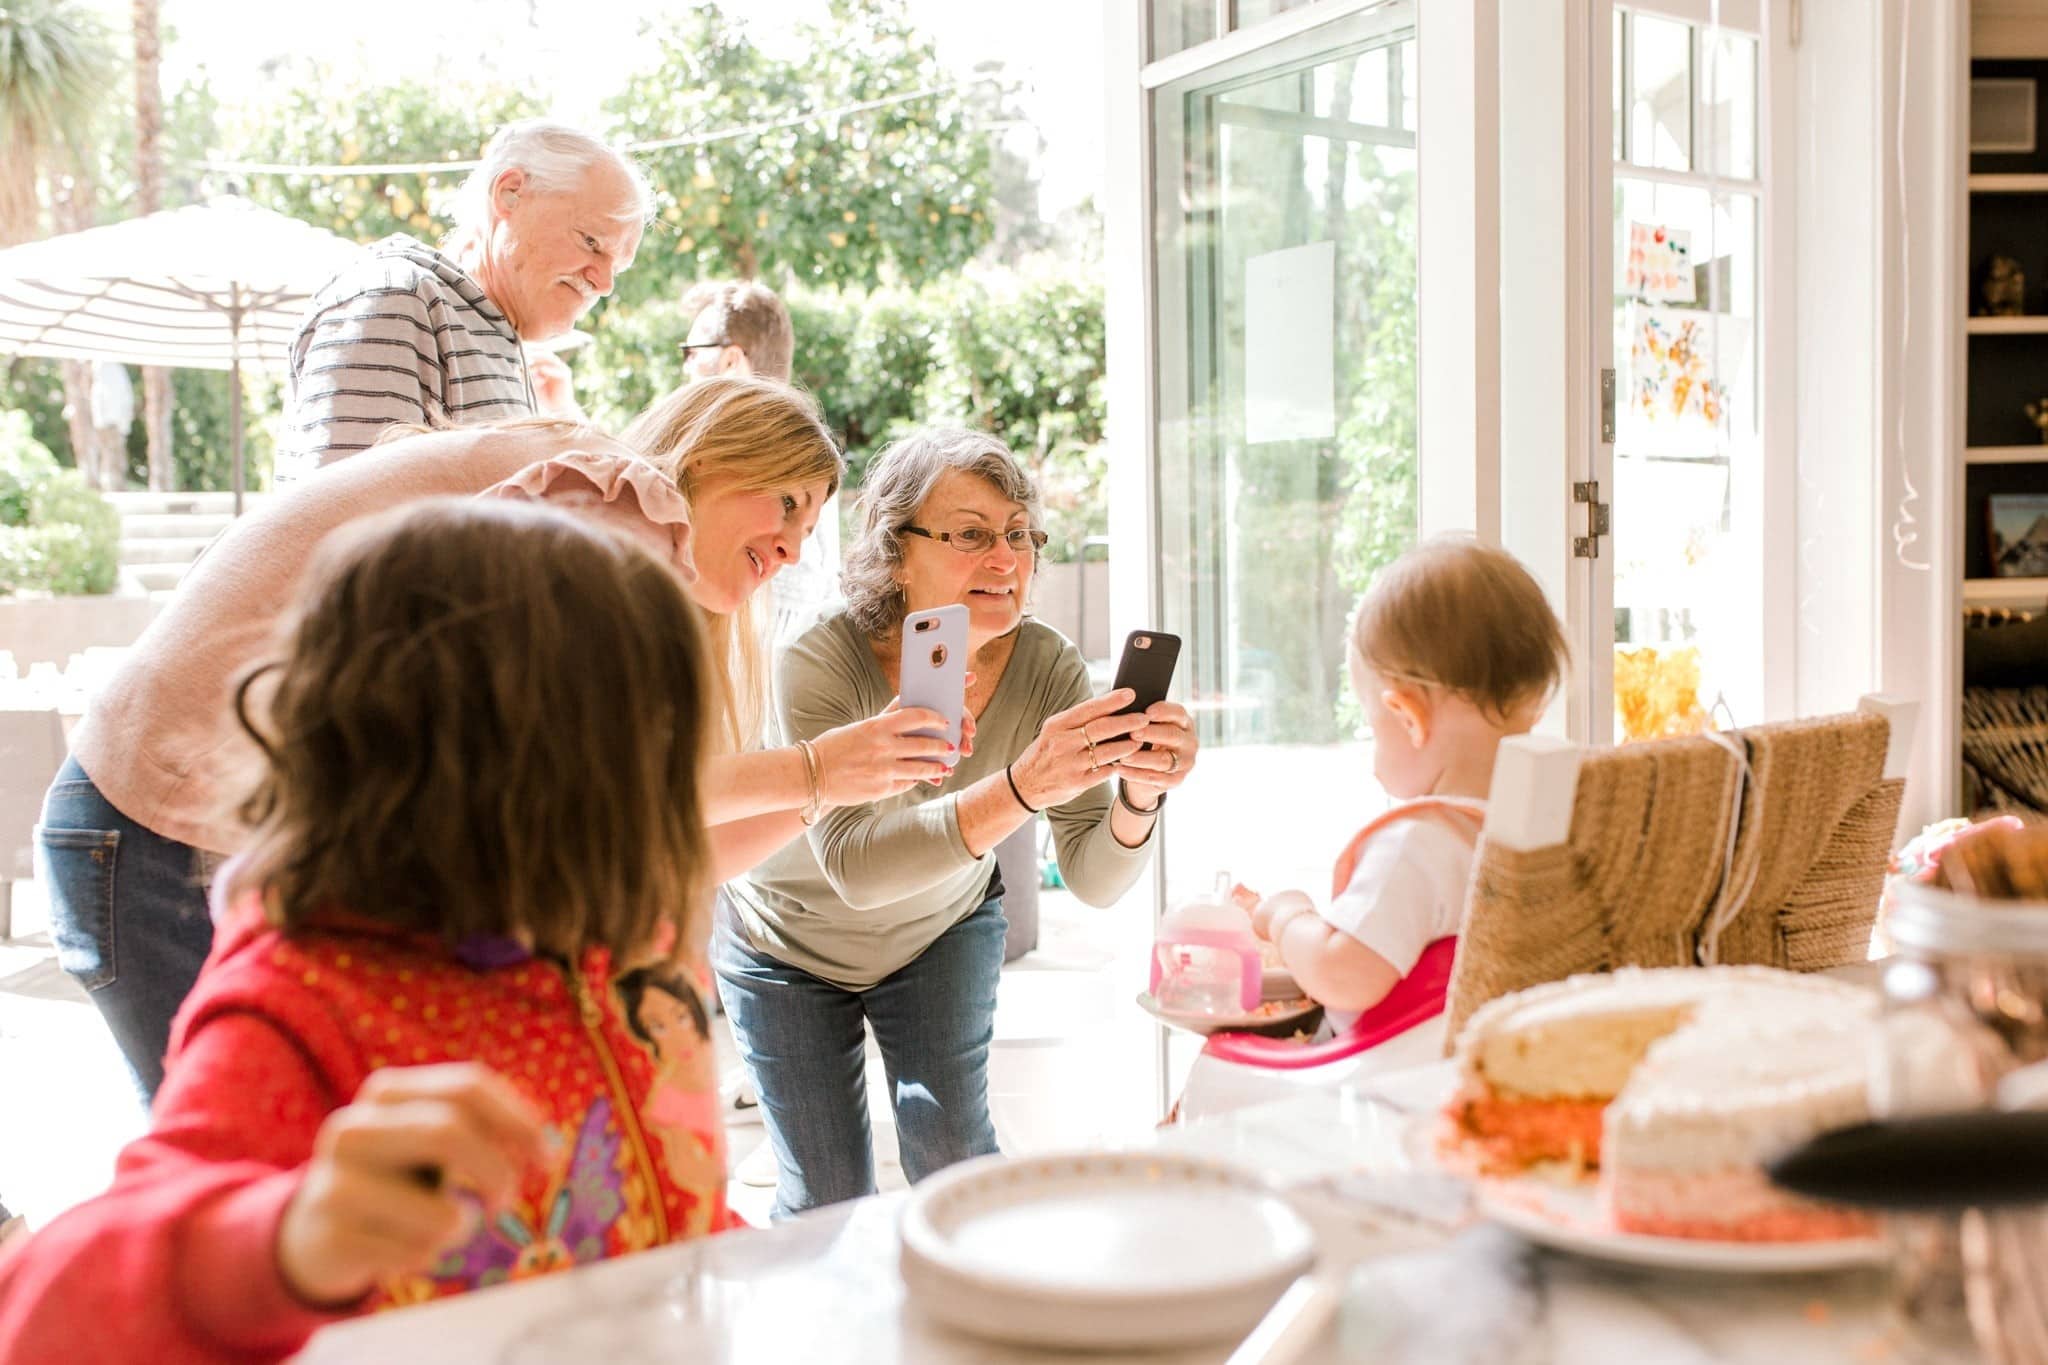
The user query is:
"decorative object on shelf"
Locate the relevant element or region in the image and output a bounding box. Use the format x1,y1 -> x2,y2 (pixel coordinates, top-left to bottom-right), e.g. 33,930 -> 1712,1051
1977,253 -> 2028,317
1971,78 -> 2038,155
2025,399 -> 2048,444
1988,493 -> 2048,578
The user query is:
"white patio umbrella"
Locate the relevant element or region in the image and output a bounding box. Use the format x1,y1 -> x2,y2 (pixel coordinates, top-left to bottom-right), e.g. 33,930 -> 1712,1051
0,196 -> 364,513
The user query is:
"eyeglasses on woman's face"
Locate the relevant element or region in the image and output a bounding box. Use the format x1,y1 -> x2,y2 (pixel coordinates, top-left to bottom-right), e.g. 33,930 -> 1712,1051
902,524 -> 1050,556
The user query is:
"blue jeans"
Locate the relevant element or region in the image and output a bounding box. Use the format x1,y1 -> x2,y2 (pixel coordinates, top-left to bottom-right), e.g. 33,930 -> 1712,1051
36,756 -> 215,1103
714,877 -> 1006,1220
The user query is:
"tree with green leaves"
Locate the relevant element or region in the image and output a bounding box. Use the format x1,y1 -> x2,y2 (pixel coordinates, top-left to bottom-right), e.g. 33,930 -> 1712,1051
1,0 -> 116,486
603,0 -> 992,302
224,64 -> 539,245
0,0 -> 108,245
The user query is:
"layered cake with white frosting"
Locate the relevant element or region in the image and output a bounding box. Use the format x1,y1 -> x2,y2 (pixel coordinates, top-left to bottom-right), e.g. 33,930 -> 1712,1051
1448,966 -> 1878,1241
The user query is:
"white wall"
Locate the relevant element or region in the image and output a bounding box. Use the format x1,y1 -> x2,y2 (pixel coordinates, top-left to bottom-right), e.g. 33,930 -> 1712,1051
1792,0 -> 1964,832
1792,0 -> 1882,718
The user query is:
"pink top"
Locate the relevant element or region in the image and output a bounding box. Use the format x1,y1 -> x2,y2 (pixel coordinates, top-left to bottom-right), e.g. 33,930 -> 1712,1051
68,431 -> 693,854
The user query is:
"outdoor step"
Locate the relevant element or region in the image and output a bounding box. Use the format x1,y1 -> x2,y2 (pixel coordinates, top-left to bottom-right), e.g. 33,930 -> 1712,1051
129,563 -> 190,593
117,538 -> 213,565
116,513 -> 234,540
104,491 -> 269,518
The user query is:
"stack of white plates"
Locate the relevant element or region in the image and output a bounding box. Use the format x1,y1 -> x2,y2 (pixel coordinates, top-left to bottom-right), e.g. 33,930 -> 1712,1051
898,1150 -> 1317,1350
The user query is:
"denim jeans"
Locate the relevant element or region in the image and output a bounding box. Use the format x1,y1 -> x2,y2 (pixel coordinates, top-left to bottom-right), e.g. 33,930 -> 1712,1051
36,756 -> 216,1102
714,874 -> 1006,1220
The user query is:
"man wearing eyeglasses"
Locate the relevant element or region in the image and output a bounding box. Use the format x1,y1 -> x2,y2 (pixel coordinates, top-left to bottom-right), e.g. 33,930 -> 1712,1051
679,281 -> 795,384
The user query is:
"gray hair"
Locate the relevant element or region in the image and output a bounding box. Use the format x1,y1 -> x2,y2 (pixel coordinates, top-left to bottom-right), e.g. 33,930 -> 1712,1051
843,427 -> 1041,636
450,119 -> 654,241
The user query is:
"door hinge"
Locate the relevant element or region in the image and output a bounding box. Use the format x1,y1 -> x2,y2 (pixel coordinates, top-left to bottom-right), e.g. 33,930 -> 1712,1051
1599,367 -> 1617,445
1573,480 -> 1611,559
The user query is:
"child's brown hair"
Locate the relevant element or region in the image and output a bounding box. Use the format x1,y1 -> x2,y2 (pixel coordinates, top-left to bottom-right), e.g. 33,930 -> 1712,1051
227,498 -> 716,967
1350,536 -> 1569,722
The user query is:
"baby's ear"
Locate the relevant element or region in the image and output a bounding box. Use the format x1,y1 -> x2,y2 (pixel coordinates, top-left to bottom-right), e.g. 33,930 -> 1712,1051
1380,685 -> 1431,746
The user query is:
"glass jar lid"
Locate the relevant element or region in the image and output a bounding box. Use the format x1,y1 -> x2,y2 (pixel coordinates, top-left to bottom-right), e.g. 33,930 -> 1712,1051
1889,878 -> 2048,958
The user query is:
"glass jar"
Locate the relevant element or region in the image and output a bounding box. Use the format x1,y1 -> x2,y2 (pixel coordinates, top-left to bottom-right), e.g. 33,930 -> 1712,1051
1878,878 -> 2048,1363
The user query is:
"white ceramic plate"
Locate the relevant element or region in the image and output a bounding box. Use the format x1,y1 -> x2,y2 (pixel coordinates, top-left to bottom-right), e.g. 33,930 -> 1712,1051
1135,991 -> 1320,1037
1475,1177 -> 1888,1274
899,1150 -> 1317,1349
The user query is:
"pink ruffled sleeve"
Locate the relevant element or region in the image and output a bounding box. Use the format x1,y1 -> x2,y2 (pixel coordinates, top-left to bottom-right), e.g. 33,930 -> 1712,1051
483,450 -> 695,583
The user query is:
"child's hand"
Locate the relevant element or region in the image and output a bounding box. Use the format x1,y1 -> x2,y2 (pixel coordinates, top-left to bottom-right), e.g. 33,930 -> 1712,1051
277,1063 -> 547,1307
1251,890 -> 1314,942
1227,882 -> 1262,916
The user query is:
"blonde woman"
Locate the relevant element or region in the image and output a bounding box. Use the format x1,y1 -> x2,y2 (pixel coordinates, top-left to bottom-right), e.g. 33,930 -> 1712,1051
39,376 -> 948,1101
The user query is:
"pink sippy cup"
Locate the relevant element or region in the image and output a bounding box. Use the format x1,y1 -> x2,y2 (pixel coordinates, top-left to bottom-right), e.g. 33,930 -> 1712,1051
1150,888 -> 1262,1016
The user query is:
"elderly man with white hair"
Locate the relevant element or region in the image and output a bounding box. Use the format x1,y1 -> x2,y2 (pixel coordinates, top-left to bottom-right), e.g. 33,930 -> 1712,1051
276,119 -> 651,481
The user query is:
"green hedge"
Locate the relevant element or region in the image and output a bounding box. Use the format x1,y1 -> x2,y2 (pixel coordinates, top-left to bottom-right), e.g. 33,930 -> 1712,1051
0,412 -> 121,596
581,264 -> 1107,560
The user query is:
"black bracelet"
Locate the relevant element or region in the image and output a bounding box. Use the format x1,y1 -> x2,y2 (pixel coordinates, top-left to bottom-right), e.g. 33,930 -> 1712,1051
1117,782 -> 1164,817
1005,763 -> 1042,814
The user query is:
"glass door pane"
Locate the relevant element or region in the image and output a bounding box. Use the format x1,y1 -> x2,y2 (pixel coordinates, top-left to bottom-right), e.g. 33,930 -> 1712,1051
1152,6 -> 1419,923
1607,9 -> 1764,741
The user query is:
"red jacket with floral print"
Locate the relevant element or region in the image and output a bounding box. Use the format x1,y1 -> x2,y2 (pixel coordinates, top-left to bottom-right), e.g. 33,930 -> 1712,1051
0,901 -> 736,1365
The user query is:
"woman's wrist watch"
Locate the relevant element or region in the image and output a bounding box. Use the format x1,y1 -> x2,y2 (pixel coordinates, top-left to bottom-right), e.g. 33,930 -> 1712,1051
1116,781 -> 1163,817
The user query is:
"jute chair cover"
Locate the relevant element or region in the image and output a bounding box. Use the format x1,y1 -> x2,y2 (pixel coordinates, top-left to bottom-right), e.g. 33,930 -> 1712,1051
1962,686 -> 2048,817
1443,710 -> 1902,1045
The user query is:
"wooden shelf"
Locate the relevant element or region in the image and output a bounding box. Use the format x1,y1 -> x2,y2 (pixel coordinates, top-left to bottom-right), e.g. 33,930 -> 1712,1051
1965,577 -> 2048,608
1967,315 -> 2048,334
1969,174 -> 2048,193
1968,446 -> 2048,464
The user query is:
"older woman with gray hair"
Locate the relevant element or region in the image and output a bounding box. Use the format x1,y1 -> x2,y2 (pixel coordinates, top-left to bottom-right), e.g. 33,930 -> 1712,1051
718,428 -> 1199,1217
277,119 -> 652,481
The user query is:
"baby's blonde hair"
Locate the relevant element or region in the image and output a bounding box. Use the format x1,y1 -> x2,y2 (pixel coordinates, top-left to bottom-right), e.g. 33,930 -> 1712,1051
1350,537 -> 1568,722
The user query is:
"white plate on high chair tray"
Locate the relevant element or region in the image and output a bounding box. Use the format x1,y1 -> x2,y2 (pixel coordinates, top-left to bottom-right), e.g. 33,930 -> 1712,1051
1136,991 -> 1320,1037
898,1150 -> 1318,1350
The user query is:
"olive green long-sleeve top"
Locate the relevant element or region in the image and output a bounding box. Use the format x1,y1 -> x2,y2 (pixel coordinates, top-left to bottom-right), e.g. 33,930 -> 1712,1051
725,611 -> 1156,989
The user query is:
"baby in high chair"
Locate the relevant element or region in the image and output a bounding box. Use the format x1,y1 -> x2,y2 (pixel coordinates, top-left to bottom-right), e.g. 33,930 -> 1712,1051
1180,538 -> 1567,1118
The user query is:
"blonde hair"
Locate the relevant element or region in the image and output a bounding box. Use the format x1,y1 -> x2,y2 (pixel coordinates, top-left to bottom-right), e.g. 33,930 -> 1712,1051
1350,537 -> 1568,722
622,375 -> 842,749
229,499 -> 716,968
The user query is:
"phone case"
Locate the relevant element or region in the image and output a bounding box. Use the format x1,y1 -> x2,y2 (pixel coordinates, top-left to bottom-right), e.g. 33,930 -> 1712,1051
900,604 -> 969,768
1111,630 -> 1182,716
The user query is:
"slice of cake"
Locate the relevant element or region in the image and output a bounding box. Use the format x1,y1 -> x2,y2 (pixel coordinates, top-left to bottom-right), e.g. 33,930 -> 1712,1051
1448,966 -> 1879,1242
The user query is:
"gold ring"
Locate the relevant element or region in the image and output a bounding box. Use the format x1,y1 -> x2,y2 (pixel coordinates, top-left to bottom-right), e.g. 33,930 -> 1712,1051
1084,732 -> 1099,764
1167,750 -> 1179,774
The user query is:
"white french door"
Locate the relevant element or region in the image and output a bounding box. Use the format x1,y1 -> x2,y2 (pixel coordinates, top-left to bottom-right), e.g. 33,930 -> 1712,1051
1584,0 -> 1780,744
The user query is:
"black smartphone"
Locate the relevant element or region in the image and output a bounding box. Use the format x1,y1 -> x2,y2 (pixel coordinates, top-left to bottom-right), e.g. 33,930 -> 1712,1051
1110,630 -> 1182,727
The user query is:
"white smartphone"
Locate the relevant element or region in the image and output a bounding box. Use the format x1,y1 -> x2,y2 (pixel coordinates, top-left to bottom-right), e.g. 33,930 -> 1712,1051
899,604 -> 968,768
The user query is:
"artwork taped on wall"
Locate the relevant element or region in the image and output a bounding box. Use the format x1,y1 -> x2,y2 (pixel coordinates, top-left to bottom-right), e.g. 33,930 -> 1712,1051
1624,222 -> 1695,303
1625,302 -> 1747,454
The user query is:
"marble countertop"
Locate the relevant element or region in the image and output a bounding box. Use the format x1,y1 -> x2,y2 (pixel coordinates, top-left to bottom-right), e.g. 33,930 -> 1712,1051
296,1066 -> 1984,1365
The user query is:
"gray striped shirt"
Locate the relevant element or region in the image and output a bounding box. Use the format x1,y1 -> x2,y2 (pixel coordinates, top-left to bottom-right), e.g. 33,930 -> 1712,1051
277,235 -> 533,483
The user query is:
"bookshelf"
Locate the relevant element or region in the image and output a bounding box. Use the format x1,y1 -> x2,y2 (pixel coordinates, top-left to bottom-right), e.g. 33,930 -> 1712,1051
1964,54 -> 2048,818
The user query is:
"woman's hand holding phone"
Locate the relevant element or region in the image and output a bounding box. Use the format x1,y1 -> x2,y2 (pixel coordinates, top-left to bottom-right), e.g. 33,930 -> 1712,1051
812,704 -> 963,804
1009,689 -> 1146,812
1112,699 -> 1198,808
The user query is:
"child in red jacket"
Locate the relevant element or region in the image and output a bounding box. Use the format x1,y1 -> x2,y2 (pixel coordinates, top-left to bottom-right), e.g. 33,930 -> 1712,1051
0,498 -> 735,1363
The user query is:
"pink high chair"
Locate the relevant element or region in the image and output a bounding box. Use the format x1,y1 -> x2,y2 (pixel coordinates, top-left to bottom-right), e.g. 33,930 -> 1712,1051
1197,796 -> 1484,1071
